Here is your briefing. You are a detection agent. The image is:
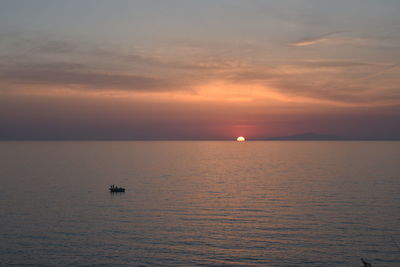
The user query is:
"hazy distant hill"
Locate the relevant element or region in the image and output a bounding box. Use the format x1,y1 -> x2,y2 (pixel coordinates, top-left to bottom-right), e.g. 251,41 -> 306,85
266,132 -> 345,140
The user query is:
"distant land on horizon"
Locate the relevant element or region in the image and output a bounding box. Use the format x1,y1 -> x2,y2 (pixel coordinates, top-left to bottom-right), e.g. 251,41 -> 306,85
263,132 -> 345,141
258,132 -> 400,141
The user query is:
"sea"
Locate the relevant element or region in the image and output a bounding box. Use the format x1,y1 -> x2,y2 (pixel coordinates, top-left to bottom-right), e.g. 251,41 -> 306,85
1,141 -> 399,266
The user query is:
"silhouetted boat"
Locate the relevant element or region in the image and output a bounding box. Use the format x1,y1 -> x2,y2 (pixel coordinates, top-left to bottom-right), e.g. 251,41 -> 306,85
109,184 -> 125,192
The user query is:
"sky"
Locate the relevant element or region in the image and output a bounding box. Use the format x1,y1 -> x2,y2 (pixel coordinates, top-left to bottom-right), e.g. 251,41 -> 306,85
0,0 -> 400,140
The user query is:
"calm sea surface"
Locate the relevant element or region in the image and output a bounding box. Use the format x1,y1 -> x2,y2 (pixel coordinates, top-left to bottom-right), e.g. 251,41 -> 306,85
1,141 -> 400,266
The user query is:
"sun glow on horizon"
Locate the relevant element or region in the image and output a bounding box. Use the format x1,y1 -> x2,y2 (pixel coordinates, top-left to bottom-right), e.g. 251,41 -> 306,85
236,136 -> 246,142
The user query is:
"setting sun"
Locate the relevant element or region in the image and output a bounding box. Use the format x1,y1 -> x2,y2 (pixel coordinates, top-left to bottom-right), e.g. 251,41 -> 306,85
236,136 -> 246,142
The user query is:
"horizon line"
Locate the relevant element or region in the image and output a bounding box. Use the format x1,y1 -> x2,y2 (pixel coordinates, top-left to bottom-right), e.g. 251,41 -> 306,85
1,138 -> 400,142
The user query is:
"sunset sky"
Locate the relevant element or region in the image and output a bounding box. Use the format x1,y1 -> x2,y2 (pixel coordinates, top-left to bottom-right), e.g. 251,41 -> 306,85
1,0 -> 400,140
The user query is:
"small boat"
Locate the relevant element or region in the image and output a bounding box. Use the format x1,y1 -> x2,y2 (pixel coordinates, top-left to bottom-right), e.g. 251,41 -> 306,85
109,184 -> 125,193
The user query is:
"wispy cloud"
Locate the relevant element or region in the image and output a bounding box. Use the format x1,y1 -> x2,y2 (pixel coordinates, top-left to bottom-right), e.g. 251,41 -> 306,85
0,62 -> 181,92
289,31 -> 344,47
0,35 -> 218,93
359,63 -> 399,80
